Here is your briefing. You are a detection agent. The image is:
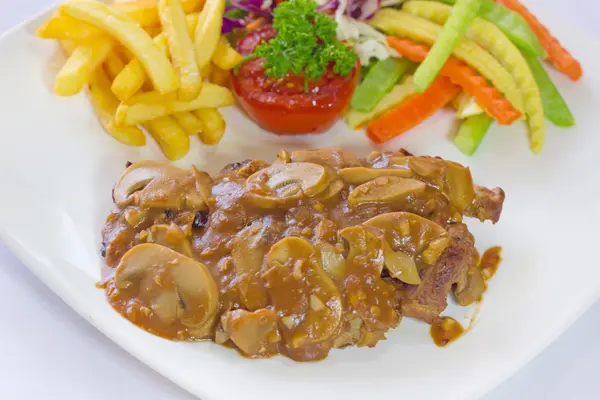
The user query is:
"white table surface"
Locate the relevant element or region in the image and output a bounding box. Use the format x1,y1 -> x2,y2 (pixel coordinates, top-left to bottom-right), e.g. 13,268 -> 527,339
1,1 -> 599,399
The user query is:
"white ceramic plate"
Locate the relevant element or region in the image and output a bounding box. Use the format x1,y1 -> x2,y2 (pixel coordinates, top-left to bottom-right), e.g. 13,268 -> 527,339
1,2 -> 599,399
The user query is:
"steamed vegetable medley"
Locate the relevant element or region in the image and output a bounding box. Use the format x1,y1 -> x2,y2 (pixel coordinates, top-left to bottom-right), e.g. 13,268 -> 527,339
226,0 -> 580,155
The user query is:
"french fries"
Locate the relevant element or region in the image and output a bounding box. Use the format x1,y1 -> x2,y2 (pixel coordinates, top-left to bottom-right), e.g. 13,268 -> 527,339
36,15 -> 104,42
143,116 -> 191,160
60,0 -> 179,94
172,111 -> 204,135
194,0 -> 225,68
211,36 -> 243,71
158,0 -> 202,100
111,12 -> 199,101
56,36 -> 114,96
88,69 -> 147,146
116,82 -> 235,125
196,108 -> 225,145
40,0 -> 231,160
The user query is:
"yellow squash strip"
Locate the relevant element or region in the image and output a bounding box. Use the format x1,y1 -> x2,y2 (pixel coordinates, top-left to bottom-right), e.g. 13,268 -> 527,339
404,1 -> 544,152
115,83 -> 235,125
88,69 -> 147,146
55,36 -> 114,96
111,12 -> 199,101
60,0 -> 179,95
143,115 -> 190,160
370,9 -> 524,113
345,76 -> 417,129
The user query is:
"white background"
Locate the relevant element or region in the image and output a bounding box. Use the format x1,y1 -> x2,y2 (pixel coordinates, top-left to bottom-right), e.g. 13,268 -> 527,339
0,1 -> 599,399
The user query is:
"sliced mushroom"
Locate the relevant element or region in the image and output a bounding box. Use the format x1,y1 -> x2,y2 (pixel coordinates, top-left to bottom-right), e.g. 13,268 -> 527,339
316,242 -> 346,280
291,148 -> 361,169
339,226 -> 384,275
363,212 -> 450,278
113,160 -> 207,210
230,221 -> 269,310
339,167 -> 412,185
408,157 -> 446,188
348,176 -> 427,208
444,160 -> 475,211
113,243 -> 219,338
316,179 -> 345,201
245,163 -> 330,208
147,223 -> 194,258
263,237 -> 342,349
221,308 -> 279,356
382,240 -> 421,284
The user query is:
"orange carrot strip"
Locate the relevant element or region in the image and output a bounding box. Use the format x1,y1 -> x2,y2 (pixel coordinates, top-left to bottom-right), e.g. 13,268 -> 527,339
387,37 -> 522,125
246,17 -> 266,32
366,75 -> 461,143
495,0 -> 582,81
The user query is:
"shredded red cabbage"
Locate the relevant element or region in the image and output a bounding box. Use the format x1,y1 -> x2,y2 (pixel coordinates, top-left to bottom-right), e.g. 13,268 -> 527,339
318,0 -> 381,20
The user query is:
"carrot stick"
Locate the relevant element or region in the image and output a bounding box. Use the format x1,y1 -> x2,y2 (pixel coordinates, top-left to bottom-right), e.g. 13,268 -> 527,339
495,0 -> 582,81
366,75 -> 461,143
246,17 -> 266,31
387,37 -> 521,125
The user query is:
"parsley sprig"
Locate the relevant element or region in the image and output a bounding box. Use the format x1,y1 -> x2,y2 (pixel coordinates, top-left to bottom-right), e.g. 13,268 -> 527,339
243,0 -> 357,89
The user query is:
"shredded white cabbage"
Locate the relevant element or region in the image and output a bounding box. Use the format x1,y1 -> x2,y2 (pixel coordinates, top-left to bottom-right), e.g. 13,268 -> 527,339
335,15 -> 400,66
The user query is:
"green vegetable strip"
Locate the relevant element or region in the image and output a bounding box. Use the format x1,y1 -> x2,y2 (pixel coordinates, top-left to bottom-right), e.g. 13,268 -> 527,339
454,113 -> 494,155
351,57 -> 410,112
524,53 -> 575,127
435,0 -> 546,58
413,0 -> 481,92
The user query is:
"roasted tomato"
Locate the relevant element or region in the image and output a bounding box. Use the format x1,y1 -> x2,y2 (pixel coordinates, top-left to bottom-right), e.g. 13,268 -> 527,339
232,26 -> 359,135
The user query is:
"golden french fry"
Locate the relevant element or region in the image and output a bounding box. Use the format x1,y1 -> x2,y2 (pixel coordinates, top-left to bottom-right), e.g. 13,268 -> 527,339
143,116 -> 190,160
200,63 -> 213,79
210,64 -> 230,86
115,82 -> 234,125
194,0 -> 225,68
211,36 -> 242,70
37,15 -> 105,42
88,69 -> 147,146
144,24 -> 164,38
55,36 -> 114,96
172,111 -> 204,135
104,51 -> 127,80
158,0 -> 202,101
60,0 -> 179,95
112,33 -> 170,101
112,0 -> 205,28
195,108 -> 225,145
111,13 -> 199,101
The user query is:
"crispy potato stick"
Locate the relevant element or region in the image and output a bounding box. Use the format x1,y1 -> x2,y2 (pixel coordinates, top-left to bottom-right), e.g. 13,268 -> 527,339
143,116 -> 190,160
87,69 -> 146,146
36,15 -> 105,42
158,0 -> 202,101
371,9 -> 524,112
172,111 -> 204,135
211,36 -> 243,70
112,0 -> 205,28
111,12 -> 199,101
144,25 -> 164,38
104,51 -> 127,80
404,1 -> 544,152
60,0 -> 179,94
55,36 -> 114,96
210,64 -> 230,86
116,82 -> 234,125
195,108 -> 225,145
194,0 -> 225,69
200,63 -> 213,79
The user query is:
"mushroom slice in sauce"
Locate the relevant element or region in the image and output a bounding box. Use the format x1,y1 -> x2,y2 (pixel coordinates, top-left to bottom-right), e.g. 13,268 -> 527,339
221,308 -> 279,356
291,148 -> 361,169
348,176 -> 427,208
245,162 -> 331,209
113,160 -> 207,210
339,167 -> 413,185
263,237 -> 343,353
111,243 -> 219,339
363,212 -> 450,284
444,160 -> 476,211
230,221 -> 269,310
147,223 -> 194,257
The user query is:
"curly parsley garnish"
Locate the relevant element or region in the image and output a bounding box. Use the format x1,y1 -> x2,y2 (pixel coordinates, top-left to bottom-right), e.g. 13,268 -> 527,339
243,0 -> 357,88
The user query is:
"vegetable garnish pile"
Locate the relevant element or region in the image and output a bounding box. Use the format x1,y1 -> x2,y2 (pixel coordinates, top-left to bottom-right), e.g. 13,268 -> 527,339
227,0 -> 580,154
